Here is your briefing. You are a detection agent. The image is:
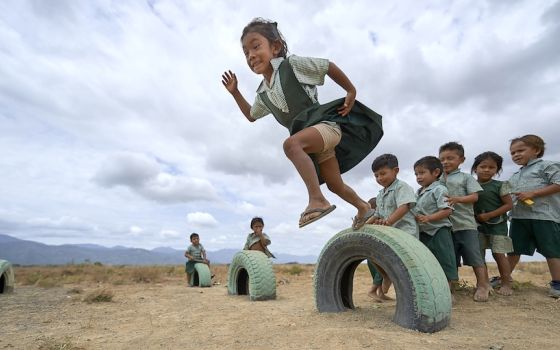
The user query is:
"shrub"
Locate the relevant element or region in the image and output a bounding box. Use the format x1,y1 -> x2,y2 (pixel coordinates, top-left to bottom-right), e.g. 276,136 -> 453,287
83,288 -> 114,303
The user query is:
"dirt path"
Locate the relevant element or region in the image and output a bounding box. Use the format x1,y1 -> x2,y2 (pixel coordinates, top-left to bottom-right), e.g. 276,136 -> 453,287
1,264 -> 559,349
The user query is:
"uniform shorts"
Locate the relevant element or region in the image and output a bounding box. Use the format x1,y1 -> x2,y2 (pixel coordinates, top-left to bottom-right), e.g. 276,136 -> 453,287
311,122 -> 341,164
452,229 -> 485,267
510,219 -> 560,258
479,233 -> 513,256
420,227 -> 458,281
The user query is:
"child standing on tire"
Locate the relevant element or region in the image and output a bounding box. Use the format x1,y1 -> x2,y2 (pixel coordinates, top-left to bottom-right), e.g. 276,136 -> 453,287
471,152 -> 514,296
506,135 -> 560,299
412,156 -> 458,292
184,233 -> 212,285
366,154 -> 419,301
439,142 -> 491,302
222,18 -> 383,230
244,217 -> 276,258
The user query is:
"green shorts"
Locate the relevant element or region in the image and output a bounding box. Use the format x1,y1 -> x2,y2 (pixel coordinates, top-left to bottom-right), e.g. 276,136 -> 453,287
510,219 -> 560,258
367,259 -> 383,285
479,233 -> 513,256
185,260 -> 196,274
420,227 -> 458,281
452,229 -> 485,268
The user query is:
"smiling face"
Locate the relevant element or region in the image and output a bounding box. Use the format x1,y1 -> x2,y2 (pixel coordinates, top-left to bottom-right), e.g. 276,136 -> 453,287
510,141 -> 540,166
439,150 -> 465,174
374,166 -> 399,189
241,32 -> 280,82
414,165 -> 441,188
474,158 -> 499,183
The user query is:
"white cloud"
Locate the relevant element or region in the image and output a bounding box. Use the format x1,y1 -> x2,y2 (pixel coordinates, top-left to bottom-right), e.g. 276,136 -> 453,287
187,212 -> 218,227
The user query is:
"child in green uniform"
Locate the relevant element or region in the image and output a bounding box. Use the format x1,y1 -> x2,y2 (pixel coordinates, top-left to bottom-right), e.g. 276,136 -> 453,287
184,233 -> 212,285
439,142 -> 491,302
413,156 -> 458,293
366,154 -> 419,301
222,18 -> 383,230
507,135 -> 560,298
243,217 -> 275,258
471,152 -> 514,296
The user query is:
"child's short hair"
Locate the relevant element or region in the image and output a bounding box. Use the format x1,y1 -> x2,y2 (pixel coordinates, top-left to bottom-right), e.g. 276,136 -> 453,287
439,142 -> 465,157
510,134 -> 545,158
190,233 -> 199,241
371,154 -> 399,172
250,217 -> 264,228
241,18 -> 288,58
471,151 -> 503,175
414,156 -> 444,178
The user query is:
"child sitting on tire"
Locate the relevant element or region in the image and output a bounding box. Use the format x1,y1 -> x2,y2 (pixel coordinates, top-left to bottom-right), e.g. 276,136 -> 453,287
366,154 -> 419,301
243,217 -> 276,258
184,233 -> 213,285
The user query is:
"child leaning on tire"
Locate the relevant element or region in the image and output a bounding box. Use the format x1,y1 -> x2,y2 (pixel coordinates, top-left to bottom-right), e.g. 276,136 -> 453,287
184,233 -> 213,285
243,217 -> 276,259
366,154 -> 419,302
412,156 -> 458,294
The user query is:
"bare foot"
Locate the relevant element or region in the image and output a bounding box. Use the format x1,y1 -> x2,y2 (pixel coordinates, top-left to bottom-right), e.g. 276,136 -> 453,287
367,285 -> 379,299
378,289 -> 394,301
473,286 -> 491,302
496,284 -> 513,296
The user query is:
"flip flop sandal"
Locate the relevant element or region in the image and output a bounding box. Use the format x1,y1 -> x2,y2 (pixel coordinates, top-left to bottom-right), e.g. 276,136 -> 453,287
299,205 -> 336,228
352,209 -> 376,230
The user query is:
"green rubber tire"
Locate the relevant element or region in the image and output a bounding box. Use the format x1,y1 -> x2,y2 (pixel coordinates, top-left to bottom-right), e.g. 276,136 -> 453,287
227,251 -> 276,301
190,263 -> 212,288
313,225 -> 452,333
0,259 -> 15,294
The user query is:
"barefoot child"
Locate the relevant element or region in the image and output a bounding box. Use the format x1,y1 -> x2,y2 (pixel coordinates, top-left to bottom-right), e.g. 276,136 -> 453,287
184,233 -> 212,285
507,135 -> 560,298
413,156 -> 458,293
471,152 -> 514,295
243,217 -> 275,258
439,142 -> 492,302
222,18 -> 383,229
367,154 -> 419,301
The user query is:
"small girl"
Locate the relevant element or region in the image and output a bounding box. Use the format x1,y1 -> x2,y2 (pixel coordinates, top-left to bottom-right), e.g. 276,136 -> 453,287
243,217 -> 275,258
412,156 -> 458,292
471,151 -> 514,296
507,135 -> 560,298
222,18 -> 383,229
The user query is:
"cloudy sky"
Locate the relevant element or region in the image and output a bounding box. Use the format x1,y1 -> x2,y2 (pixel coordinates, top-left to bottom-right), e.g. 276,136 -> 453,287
1,0 -> 558,260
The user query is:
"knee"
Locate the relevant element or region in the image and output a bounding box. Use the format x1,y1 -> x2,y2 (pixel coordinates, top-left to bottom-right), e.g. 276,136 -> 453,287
283,137 -> 301,157
326,179 -> 344,194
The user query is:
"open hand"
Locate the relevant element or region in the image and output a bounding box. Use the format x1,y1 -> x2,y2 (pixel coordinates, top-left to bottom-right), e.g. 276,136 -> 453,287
221,70 -> 238,94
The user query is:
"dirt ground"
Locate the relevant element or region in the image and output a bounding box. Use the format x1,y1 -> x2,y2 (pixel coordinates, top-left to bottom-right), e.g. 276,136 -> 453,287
1,262 -> 559,350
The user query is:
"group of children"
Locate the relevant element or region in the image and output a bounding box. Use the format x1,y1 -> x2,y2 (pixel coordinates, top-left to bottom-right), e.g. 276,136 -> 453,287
217,18 -> 558,300
365,136 -> 560,301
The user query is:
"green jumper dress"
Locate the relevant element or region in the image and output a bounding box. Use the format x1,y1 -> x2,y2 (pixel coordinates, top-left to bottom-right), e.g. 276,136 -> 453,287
259,57 -> 384,183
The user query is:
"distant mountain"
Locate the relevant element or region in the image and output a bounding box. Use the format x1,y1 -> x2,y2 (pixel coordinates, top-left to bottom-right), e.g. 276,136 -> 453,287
0,234 -> 317,265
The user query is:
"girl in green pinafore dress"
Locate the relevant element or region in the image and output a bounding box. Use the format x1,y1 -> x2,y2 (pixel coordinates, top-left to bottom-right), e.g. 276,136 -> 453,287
222,18 -> 383,229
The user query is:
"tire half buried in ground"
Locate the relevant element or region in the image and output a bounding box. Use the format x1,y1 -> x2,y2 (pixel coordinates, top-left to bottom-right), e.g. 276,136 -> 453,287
0,259 -> 15,294
190,263 -> 212,287
313,225 -> 451,333
227,251 -> 276,301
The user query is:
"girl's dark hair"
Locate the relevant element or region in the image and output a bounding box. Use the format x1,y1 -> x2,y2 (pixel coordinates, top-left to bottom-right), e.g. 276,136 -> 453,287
241,18 -> 288,58
250,217 -> 264,228
190,233 -> 199,240
414,156 -> 444,178
471,151 -> 503,175
510,134 -> 545,158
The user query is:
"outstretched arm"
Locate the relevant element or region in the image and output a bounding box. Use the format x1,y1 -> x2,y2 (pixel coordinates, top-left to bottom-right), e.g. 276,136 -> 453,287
222,70 -> 254,122
327,62 -> 356,116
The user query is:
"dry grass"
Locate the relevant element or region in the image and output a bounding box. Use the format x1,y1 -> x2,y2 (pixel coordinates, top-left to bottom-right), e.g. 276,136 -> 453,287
38,337 -> 84,350
83,288 -> 114,303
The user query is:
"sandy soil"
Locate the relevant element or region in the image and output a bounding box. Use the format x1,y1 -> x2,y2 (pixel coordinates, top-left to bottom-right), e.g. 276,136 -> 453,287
1,263 -> 559,350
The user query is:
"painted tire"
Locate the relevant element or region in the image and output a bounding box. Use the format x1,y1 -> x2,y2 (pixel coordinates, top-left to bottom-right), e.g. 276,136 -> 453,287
313,225 -> 451,333
190,263 -> 212,288
227,251 -> 276,301
0,259 -> 15,294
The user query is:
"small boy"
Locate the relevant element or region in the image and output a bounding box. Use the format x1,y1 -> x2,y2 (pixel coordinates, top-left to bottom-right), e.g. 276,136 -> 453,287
439,142 -> 491,302
367,154 -> 419,301
184,233 -> 212,285
413,156 -> 458,293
